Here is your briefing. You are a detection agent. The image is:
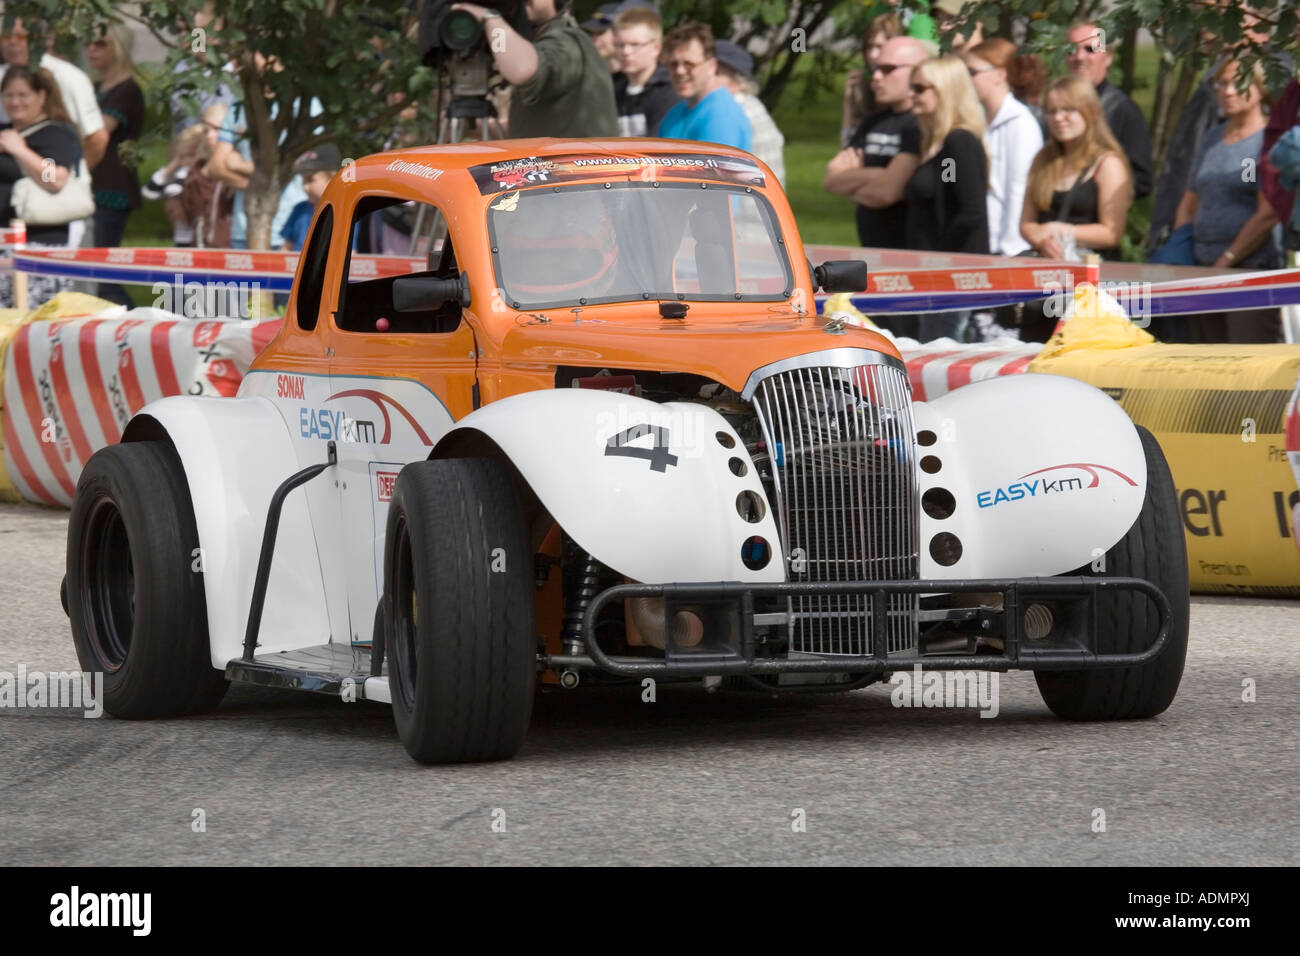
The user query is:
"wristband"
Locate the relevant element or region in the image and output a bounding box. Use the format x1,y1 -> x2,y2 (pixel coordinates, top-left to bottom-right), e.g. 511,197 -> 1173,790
1222,249 -> 1236,264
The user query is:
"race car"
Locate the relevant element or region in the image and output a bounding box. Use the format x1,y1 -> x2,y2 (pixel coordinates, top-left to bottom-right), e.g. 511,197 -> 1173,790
64,138 -> 1189,764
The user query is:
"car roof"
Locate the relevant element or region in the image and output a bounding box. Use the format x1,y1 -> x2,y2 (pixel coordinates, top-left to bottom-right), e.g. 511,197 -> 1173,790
354,137 -> 763,173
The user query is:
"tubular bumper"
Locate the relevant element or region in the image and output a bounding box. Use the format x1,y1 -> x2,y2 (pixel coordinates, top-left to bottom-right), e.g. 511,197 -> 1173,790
573,577 -> 1172,678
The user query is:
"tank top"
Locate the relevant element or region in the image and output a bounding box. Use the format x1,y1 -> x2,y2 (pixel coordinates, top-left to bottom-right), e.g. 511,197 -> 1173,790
1036,163 -> 1120,259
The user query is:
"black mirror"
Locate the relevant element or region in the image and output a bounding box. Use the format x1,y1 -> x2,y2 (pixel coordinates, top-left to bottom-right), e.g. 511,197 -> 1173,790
814,260 -> 868,293
393,272 -> 470,311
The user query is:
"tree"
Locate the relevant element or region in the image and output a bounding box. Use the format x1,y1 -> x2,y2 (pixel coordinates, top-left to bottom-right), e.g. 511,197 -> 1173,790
7,0 -> 438,251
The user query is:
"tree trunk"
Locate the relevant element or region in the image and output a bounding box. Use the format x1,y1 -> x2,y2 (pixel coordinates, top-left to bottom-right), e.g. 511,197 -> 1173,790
1120,24 -> 1138,95
1149,47 -> 1176,173
243,165 -> 281,253
1154,56 -> 1201,173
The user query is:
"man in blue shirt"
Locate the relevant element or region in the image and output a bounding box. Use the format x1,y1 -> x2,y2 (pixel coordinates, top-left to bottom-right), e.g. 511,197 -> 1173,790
657,22 -> 752,151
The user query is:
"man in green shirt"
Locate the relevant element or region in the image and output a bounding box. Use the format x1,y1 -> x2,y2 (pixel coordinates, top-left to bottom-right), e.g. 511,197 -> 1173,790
452,1 -> 618,138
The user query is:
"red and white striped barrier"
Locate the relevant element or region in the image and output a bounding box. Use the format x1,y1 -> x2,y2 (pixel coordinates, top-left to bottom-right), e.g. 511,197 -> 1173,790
900,341 -> 1041,401
12,247 -> 426,294
2,310 -> 280,506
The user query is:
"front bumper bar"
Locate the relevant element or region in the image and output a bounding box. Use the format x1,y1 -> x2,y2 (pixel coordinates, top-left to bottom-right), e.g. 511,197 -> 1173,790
572,576 -> 1172,678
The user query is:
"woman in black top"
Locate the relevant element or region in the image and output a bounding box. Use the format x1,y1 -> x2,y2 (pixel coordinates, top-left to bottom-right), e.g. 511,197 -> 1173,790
904,55 -> 989,341
0,66 -> 84,308
904,55 -> 990,254
1020,74 -> 1132,262
87,22 -> 146,307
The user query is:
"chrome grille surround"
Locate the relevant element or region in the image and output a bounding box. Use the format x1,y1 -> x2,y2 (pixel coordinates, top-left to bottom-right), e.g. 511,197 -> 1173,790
743,350 -> 919,656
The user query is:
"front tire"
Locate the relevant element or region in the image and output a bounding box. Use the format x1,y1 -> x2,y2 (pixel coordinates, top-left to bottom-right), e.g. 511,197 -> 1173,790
384,457 -> 536,763
66,441 -> 227,717
1035,426 -> 1190,720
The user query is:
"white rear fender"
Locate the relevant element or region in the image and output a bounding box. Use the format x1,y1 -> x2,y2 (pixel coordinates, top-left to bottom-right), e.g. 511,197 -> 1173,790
123,396 -> 333,668
435,390 -> 785,584
913,373 -> 1147,578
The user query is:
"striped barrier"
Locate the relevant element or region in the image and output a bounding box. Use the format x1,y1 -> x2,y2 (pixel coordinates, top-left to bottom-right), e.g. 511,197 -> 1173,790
10,247 -> 426,295
2,302 -> 279,506
899,341 -> 1039,401
13,244 -> 1300,316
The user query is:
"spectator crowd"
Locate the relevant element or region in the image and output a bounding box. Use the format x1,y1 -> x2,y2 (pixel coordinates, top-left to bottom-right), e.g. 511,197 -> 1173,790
3,1 -> 1300,347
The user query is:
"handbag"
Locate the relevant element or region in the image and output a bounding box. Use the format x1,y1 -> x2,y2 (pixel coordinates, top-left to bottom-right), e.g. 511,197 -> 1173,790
10,121 -> 96,226
1148,223 -> 1197,265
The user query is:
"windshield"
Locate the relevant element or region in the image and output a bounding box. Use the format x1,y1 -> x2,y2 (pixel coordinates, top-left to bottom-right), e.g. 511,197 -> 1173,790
486,183 -> 793,310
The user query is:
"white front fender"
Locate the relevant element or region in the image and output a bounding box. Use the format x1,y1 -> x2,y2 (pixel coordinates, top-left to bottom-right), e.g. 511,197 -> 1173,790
436,390 -> 785,584
126,395 -> 334,668
913,373 -> 1148,578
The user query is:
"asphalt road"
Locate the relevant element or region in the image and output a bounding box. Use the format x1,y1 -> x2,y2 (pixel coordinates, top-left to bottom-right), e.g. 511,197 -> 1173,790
1,501 -> 1296,866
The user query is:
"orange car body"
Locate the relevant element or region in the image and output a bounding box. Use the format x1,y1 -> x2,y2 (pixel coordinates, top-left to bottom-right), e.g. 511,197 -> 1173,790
250,137 -> 899,411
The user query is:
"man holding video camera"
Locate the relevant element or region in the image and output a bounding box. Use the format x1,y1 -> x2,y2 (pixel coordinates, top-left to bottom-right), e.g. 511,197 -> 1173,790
450,1 -> 617,137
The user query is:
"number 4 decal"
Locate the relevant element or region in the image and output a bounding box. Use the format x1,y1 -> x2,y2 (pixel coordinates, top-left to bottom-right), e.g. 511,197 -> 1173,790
604,424 -> 679,472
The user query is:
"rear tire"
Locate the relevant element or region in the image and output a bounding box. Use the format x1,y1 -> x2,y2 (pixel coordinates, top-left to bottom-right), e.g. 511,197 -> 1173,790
66,441 -> 227,717
1035,426 -> 1189,720
384,457 -> 536,763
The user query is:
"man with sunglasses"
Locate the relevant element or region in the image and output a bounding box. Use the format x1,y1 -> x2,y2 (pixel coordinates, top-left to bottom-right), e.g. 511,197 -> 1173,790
657,22 -> 752,150
823,35 -> 927,249
1066,21 -> 1153,198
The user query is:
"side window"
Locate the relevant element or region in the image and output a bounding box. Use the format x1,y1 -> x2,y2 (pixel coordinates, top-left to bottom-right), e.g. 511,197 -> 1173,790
336,197 -> 460,335
295,205 -> 333,331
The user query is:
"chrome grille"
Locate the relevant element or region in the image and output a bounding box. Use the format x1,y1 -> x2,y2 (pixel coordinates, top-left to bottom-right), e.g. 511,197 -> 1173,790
749,359 -> 918,656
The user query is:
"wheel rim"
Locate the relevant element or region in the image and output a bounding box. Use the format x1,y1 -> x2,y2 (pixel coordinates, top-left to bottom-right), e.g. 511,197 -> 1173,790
391,516 -> 419,711
80,496 -> 135,672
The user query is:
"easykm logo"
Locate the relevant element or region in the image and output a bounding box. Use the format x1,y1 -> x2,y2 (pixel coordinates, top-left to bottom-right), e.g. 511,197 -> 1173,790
327,389 -> 434,445
977,462 -> 1136,508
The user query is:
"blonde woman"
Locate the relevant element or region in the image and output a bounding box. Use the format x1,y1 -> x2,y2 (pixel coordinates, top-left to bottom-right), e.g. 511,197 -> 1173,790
904,55 -> 988,341
903,55 -> 989,254
1020,74 -> 1132,261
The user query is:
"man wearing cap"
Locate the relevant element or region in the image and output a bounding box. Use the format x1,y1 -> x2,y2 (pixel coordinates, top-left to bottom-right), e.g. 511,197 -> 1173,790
657,22 -> 752,151
452,0 -> 617,138
714,40 -> 784,184
583,3 -> 620,72
612,5 -> 677,137
278,145 -> 340,252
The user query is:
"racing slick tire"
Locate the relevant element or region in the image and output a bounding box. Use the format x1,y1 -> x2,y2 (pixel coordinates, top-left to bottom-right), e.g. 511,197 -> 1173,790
66,441 -> 228,718
384,457 -> 536,763
1035,426 -> 1189,720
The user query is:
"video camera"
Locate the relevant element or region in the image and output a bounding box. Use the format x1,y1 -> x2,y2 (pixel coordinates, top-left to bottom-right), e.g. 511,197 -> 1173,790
418,1 -> 531,85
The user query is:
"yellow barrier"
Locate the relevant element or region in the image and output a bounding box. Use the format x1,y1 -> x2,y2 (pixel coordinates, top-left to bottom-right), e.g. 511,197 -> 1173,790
1032,343 -> 1300,595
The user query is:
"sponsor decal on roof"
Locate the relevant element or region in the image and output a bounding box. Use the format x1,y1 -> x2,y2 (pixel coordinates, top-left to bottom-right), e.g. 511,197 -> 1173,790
469,152 -> 766,193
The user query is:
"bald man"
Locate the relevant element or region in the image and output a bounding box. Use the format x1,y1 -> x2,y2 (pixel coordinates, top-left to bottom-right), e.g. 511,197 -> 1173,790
824,36 -> 929,248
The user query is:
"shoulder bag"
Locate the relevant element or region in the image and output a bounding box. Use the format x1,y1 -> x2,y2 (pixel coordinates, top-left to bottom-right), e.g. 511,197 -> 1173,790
10,120 -> 96,227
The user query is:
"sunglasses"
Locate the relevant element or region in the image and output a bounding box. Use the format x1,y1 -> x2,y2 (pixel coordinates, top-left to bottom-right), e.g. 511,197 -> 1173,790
910,83 -> 932,95
873,63 -> 906,75
1071,42 -> 1104,55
